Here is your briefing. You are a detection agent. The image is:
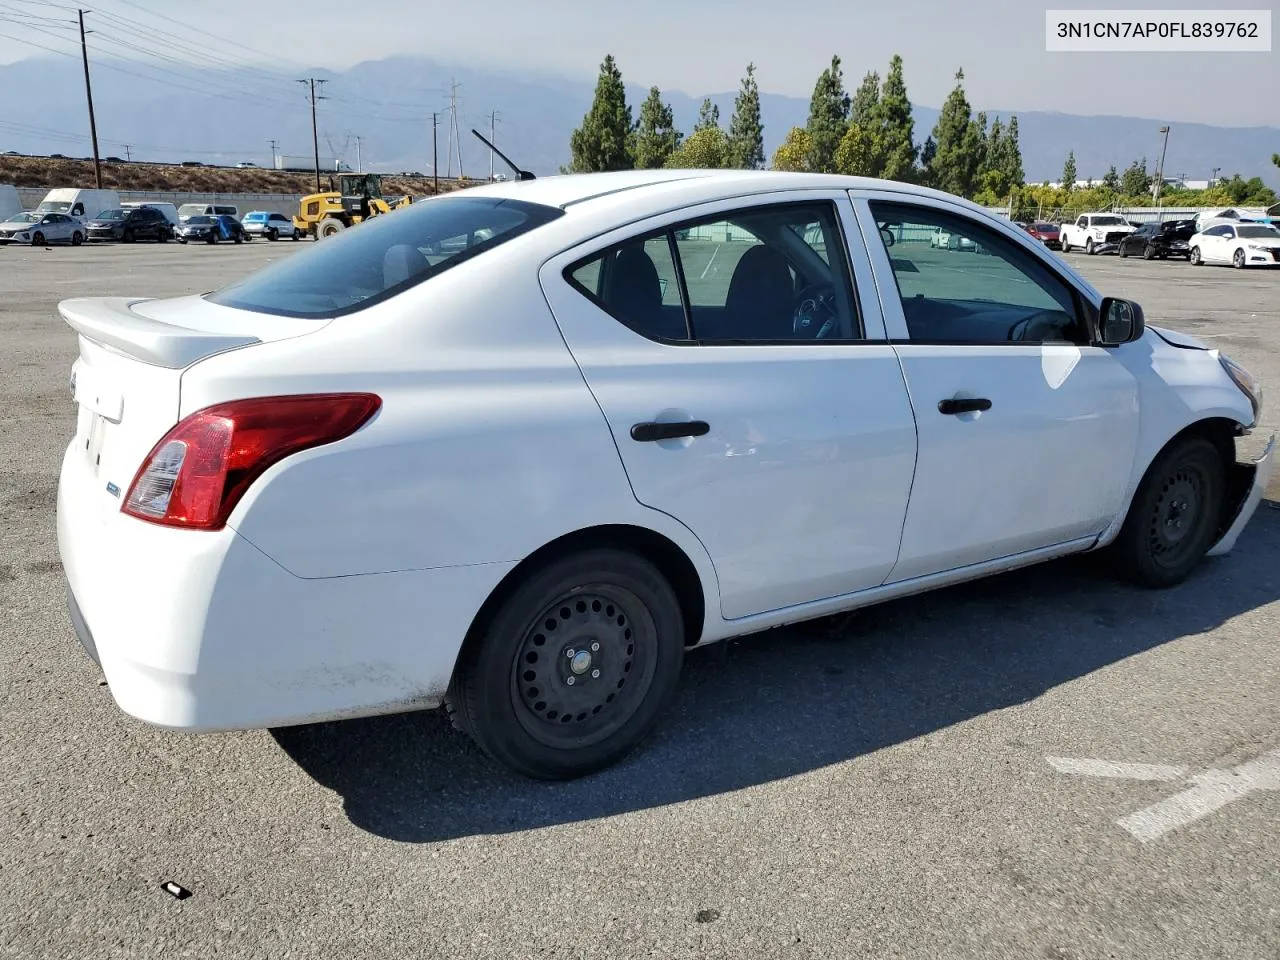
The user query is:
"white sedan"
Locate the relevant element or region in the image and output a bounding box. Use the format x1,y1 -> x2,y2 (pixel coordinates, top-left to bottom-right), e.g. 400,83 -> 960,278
0,211 -> 84,246
56,170 -> 1273,780
1189,222 -> 1280,268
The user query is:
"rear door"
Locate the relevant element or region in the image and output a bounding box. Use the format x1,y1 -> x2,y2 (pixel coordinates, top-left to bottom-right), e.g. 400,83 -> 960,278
540,190 -> 919,620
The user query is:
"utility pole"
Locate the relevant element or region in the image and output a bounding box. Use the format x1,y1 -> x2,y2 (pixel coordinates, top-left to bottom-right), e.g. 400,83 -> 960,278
487,110 -> 499,181
431,113 -> 439,194
1153,125 -> 1171,207
122,144 -> 131,162
354,135 -> 363,173
445,79 -> 463,179
1211,166 -> 1220,188
297,77 -> 328,192
77,9 -> 102,189
269,138 -> 278,170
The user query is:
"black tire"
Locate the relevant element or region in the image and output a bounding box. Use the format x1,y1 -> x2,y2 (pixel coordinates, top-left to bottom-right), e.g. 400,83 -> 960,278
1142,243 -> 1155,260
1119,244 -> 1129,259
1061,237 -> 1071,253
32,231 -> 45,246
122,230 -> 134,243
446,547 -> 685,780
1085,238 -> 1095,255
1109,436 -> 1225,588
71,231 -> 83,246
207,233 -> 217,244
267,228 -> 278,241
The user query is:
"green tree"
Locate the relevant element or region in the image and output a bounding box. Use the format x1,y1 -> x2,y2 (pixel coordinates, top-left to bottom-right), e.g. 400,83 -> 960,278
568,55 -> 634,172
850,71 -> 880,129
918,135 -> 937,186
1102,164 -> 1121,192
804,54 -> 850,173
1001,115 -> 1024,188
633,86 -> 680,169
694,98 -> 720,133
666,126 -> 731,169
771,126 -> 812,171
1120,158 -> 1150,197
1218,173 -> 1277,205
979,114 -> 1002,193
1061,151 -> 1077,192
875,55 -> 917,181
929,69 -> 982,197
1272,152 -> 1279,170
834,123 -> 884,177
727,63 -> 764,169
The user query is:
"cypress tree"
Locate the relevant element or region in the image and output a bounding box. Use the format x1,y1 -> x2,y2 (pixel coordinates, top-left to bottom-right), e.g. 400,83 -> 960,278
568,55 -> 634,172
727,63 -> 765,169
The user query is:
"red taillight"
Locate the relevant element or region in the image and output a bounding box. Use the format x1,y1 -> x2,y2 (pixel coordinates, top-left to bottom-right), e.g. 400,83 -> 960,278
122,393 -> 381,530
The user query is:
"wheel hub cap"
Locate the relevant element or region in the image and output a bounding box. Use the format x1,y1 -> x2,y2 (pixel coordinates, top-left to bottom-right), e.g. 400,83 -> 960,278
568,648 -> 593,675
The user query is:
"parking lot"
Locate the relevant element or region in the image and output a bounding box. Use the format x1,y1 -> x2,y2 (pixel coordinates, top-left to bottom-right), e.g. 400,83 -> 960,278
1,240 -> 1278,959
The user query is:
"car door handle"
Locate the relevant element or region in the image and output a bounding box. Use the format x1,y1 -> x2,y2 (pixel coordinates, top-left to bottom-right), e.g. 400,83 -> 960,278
630,420 -> 710,442
937,397 -> 992,415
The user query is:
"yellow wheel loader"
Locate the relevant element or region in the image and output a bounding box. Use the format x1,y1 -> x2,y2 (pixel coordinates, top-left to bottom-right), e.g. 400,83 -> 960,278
292,173 -> 413,240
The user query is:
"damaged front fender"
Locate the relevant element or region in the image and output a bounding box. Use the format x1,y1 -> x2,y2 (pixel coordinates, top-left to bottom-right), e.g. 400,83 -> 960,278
1208,433 -> 1275,557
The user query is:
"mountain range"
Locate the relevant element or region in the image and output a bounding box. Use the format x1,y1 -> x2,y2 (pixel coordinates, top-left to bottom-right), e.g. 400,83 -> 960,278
2,54 -> 1276,187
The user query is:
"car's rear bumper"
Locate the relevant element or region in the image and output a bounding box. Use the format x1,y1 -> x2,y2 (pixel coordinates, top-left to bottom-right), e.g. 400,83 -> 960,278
57,439 -> 514,731
1207,433 -> 1275,557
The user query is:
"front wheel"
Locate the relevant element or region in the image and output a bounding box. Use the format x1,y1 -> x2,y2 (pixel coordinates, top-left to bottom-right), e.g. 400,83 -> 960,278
71,231 -> 83,246
267,228 -> 278,241
32,231 -> 45,246
1109,436 -> 1225,588
1190,246 -> 1202,265
446,547 -> 685,780
1085,238 -> 1095,255
1143,243 -> 1155,260
1233,248 -> 1245,268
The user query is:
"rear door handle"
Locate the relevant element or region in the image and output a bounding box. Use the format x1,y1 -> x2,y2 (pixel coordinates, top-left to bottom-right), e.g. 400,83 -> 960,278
937,397 -> 992,415
630,420 -> 710,442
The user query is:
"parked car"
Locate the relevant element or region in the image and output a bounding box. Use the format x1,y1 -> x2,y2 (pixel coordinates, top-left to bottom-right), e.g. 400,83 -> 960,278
177,203 -> 239,223
1024,221 -> 1061,249
1117,219 -> 1196,260
1060,213 -> 1136,254
85,206 -> 172,243
55,170 -> 1272,780
241,210 -> 301,240
930,226 -> 975,250
121,201 -> 180,230
0,210 -> 84,245
176,213 -> 248,243
1189,222 -> 1280,268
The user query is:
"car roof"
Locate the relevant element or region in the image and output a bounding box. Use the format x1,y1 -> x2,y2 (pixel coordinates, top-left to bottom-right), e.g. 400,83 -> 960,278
451,169 -> 1002,222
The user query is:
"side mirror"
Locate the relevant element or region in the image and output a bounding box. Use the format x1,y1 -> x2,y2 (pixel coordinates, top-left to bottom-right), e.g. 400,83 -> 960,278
1099,297 -> 1145,345
879,226 -> 896,248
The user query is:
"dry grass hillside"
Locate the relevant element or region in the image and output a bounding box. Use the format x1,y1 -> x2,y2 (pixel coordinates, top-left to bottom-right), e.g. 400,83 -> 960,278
0,155 -> 471,197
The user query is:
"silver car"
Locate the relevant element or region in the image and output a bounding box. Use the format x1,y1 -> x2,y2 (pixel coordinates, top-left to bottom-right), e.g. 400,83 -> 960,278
0,211 -> 84,246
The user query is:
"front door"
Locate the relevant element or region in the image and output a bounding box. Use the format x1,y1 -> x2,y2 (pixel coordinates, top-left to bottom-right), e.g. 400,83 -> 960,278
540,192 -> 919,620
854,194 -> 1141,583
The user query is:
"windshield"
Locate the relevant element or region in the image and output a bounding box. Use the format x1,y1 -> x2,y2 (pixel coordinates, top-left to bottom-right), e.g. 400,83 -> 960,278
7,212 -> 40,223
1092,216 -> 1125,226
178,205 -> 208,218
207,196 -> 564,318
245,212 -> 267,220
95,209 -> 127,221
186,216 -> 214,225
1237,225 -> 1280,239
1032,222 -> 1057,230
37,201 -> 72,214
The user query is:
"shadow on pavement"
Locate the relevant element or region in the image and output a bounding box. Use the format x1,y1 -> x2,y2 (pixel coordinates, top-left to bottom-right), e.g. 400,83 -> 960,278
272,500 -> 1280,843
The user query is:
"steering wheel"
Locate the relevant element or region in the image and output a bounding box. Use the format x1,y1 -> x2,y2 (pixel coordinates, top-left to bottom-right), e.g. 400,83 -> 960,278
1007,309 -> 1071,343
793,281 -> 840,339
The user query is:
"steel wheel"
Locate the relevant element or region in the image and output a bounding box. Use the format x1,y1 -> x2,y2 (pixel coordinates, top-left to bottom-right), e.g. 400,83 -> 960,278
1110,436 -> 1224,588
511,586 -> 657,750
447,547 -> 685,779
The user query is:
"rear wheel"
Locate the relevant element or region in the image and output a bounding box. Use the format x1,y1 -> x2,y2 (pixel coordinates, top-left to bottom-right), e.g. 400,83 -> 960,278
1061,237 -> 1071,253
1109,436 -> 1225,588
317,218 -> 345,239
446,547 -> 685,780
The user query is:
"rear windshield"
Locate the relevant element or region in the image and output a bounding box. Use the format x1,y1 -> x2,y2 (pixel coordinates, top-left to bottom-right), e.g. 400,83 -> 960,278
186,216 -> 214,224
207,196 -> 564,318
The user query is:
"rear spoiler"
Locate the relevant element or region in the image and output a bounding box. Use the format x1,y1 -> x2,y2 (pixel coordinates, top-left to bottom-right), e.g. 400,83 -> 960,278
58,297 -> 261,369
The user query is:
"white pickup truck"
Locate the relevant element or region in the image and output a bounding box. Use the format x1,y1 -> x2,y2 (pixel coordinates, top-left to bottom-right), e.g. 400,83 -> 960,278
1060,213 -> 1137,255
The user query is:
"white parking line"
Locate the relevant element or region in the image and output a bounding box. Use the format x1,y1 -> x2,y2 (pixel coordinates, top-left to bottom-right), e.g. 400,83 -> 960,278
699,244 -> 719,280
1047,748 -> 1280,842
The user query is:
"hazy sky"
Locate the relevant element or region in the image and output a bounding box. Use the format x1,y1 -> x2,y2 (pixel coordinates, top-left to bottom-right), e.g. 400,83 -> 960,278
1,0 -> 1277,126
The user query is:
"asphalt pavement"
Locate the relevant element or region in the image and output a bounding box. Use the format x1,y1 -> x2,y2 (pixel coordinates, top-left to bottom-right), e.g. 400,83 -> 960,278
0,239 -> 1277,959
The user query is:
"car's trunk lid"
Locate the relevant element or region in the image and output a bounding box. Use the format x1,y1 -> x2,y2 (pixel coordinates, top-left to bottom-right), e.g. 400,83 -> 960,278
60,295 -> 329,510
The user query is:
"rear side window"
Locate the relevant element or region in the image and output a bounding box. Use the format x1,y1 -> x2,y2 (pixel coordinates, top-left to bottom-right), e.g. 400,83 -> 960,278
208,196 -> 563,318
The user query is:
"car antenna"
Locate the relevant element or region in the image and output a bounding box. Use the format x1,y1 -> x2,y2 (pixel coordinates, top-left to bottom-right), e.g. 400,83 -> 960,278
470,128 -> 535,181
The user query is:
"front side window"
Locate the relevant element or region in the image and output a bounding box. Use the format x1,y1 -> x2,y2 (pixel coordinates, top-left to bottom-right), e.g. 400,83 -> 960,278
208,196 -> 564,318
566,201 -> 860,343
1237,225 -> 1280,239
869,201 -> 1084,345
